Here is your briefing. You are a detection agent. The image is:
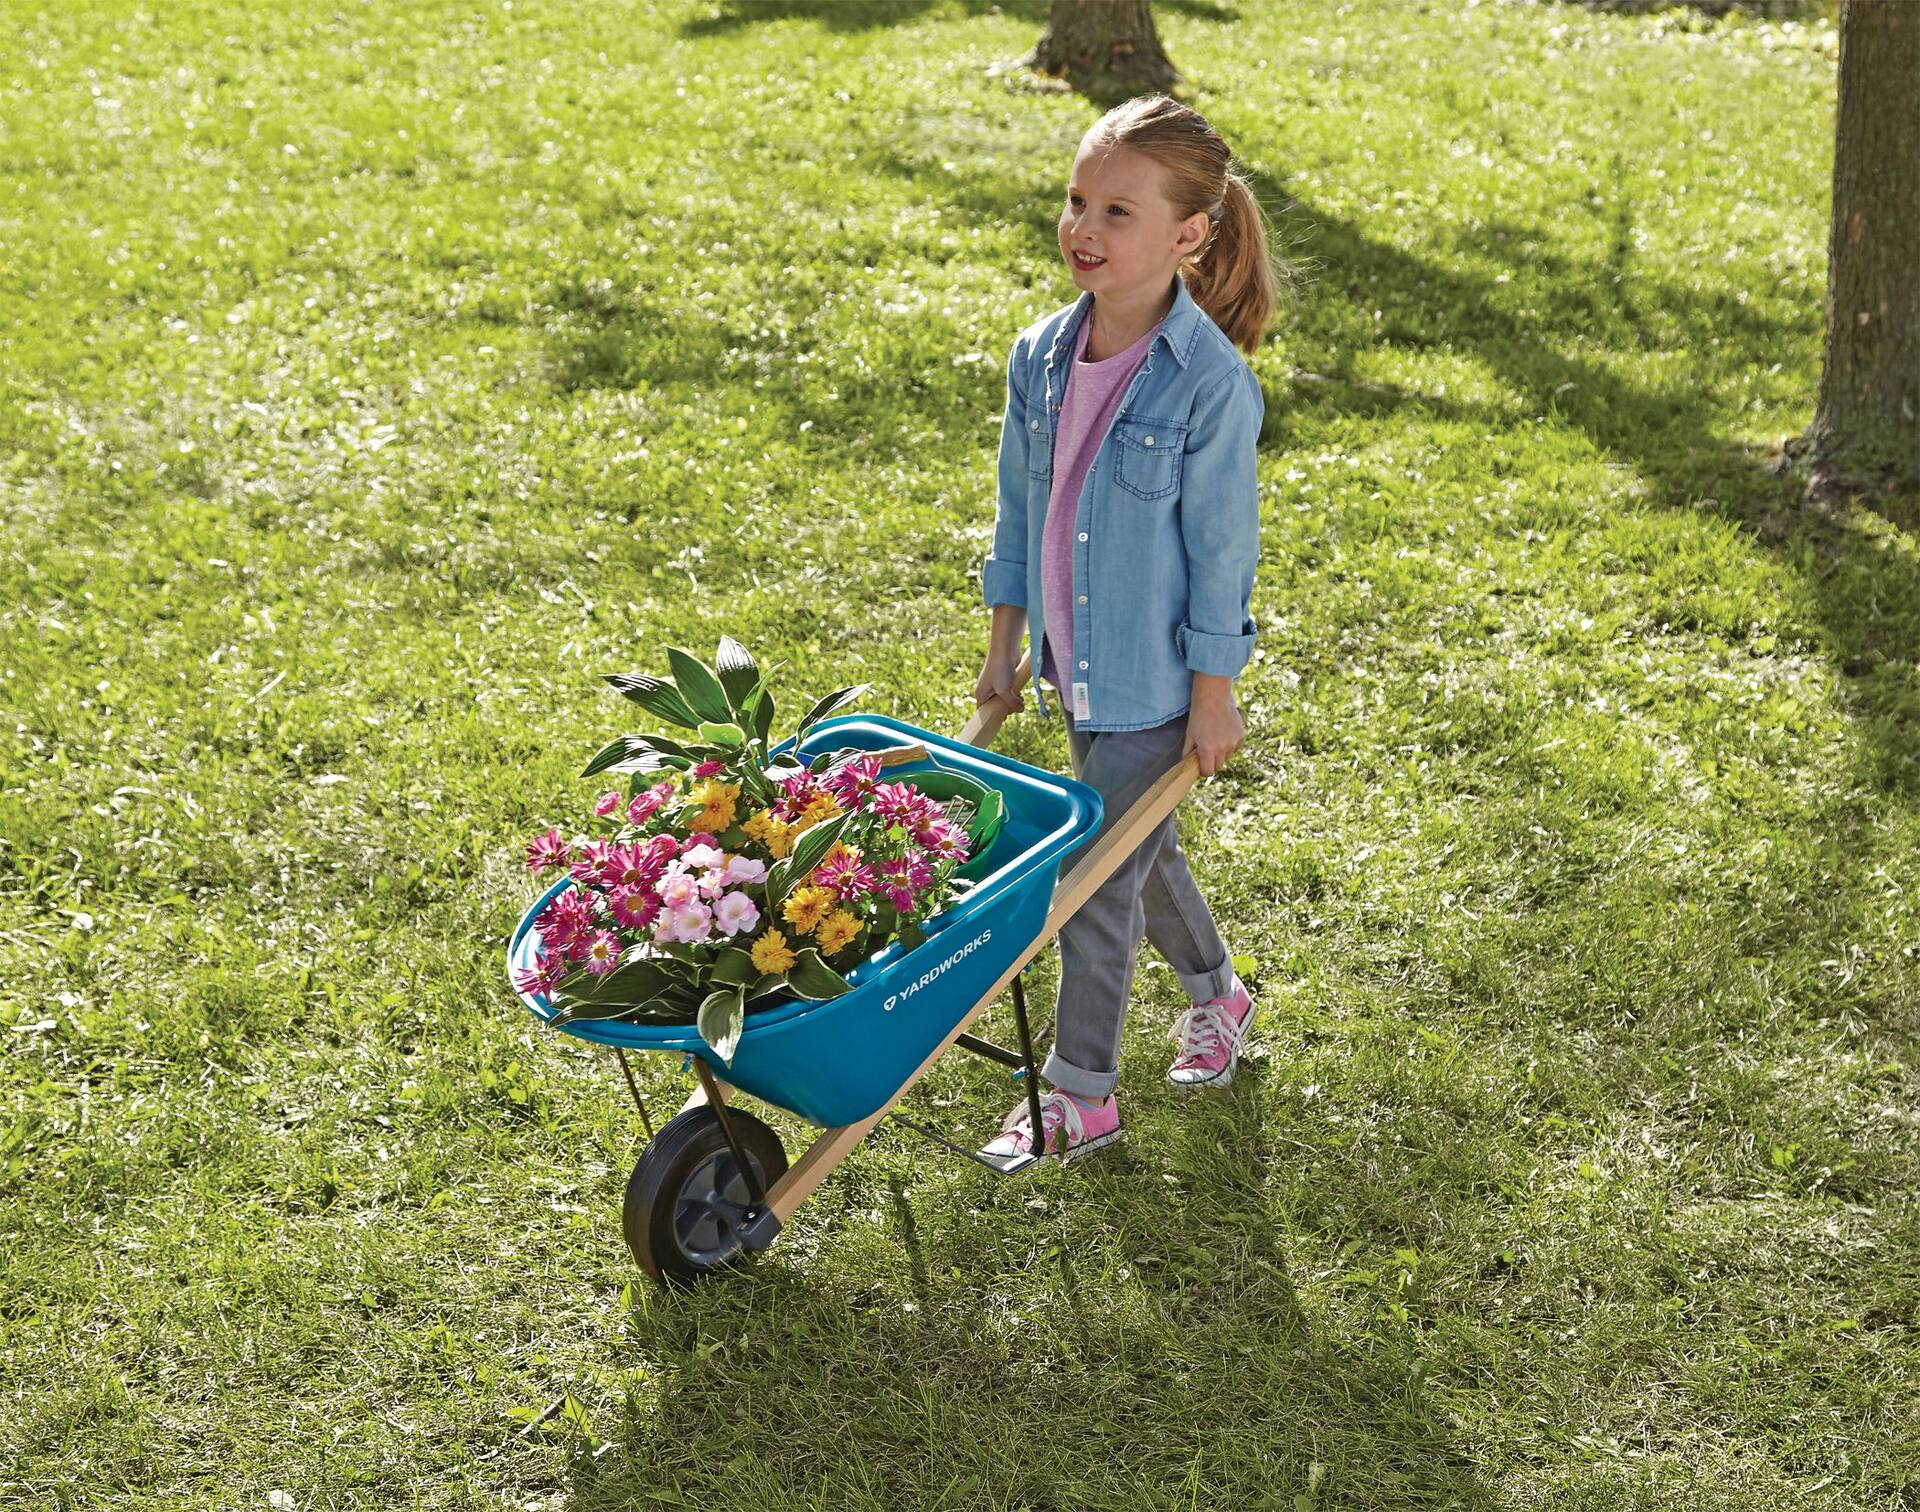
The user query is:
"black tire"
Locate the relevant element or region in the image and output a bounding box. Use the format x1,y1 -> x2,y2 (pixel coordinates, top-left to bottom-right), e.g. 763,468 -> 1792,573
621,1106 -> 787,1287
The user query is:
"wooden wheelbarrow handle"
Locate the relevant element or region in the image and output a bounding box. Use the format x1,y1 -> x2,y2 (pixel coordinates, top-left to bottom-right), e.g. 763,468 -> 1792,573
958,650 -> 1032,748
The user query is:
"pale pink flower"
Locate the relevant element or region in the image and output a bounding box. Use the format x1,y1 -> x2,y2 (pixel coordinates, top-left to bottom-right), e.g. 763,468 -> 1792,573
669,902 -> 713,944
698,866 -> 732,900
524,827 -> 569,871
681,841 -> 725,872
724,855 -> 767,886
657,864 -> 700,910
713,891 -> 761,936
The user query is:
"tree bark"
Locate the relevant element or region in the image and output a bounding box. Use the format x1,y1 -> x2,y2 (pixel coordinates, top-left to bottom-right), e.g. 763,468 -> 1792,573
1805,0 -> 1920,499
1026,0 -> 1180,102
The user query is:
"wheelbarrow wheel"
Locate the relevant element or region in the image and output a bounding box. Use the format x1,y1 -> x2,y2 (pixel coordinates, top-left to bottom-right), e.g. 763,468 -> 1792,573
622,1106 -> 787,1286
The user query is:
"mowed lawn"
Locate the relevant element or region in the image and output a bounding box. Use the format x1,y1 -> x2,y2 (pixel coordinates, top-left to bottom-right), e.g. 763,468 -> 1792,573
3,0 -> 1915,1506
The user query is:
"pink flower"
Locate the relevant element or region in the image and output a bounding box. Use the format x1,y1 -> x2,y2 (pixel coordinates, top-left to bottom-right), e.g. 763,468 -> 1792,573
682,841 -> 725,872
609,887 -> 661,931
813,850 -> 875,901
691,760 -> 725,779
534,887 -> 596,949
713,891 -> 760,936
698,867 -> 732,900
883,885 -> 915,913
594,790 -> 623,818
871,781 -> 922,826
524,828 -> 570,871
580,929 -> 622,975
724,855 -> 767,886
644,832 -> 681,863
627,780 -> 676,826
568,838 -> 614,885
511,946 -> 569,997
657,865 -> 701,910
913,817 -> 969,860
605,843 -> 666,891
822,754 -> 882,807
687,831 -> 720,852
669,902 -> 713,944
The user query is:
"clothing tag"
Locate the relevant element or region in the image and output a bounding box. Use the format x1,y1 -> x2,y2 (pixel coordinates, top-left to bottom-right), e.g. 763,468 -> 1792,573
1072,682 -> 1091,720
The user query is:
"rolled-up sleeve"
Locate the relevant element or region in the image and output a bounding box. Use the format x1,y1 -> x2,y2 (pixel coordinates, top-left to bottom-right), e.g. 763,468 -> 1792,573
1175,367 -> 1262,677
982,340 -> 1031,608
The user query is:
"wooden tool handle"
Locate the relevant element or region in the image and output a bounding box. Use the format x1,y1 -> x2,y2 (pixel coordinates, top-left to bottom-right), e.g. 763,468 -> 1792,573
958,650 -> 1032,748
874,743 -> 931,767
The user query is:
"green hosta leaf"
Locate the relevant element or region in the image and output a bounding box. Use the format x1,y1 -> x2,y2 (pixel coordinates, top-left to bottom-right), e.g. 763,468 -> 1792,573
696,721 -> 746,747
795,683 -> 869,740
666,647 -> 733,724
747,973 -> 789,1001
583,735 -> 690,778
897,921 -> 928,954
710,948 -> 756,987
786,810 -> 851,883
785,948 -> 852,1001
603,673 -> 702,730
697,986 -> 746,1062
751,683 -> 776,746
714,637 -> 760,710
551,958 -> 676,1016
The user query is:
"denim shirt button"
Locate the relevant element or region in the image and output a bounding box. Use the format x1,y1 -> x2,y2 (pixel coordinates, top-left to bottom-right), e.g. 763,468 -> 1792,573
1029,418 -> 1040,431
1144,436 -> 1156,446
1077,532 -> 1088,542
1077,595 -> 1087,604
1079,661 -> 1089,670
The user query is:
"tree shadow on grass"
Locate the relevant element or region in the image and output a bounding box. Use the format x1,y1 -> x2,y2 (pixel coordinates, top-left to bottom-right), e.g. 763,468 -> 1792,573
679,0 -> 1050,38
574,1128 -> 1498,1510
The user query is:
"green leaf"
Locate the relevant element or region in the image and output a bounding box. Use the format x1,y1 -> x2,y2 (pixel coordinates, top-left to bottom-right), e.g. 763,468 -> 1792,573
582,734 -> 698,778
603,673 -> 702,730
711,948 -> 755,987
550,958 -> 677,1020
897,921 -> 928,954
696,720 -> 746,747
697,986 -> 746,1062
714,636 -> 760,710
785,948 -> 853,1001
750,683 -> 776,746
795,683 -> 869,740
786,809 -> 851,882
746,973 -> 789,1001
666,647 -> 733,724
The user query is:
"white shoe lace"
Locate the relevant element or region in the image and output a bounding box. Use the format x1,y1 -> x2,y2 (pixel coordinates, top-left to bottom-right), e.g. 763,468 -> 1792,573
999,1090 -> 1084,1155
1171,1000 -> 1247,1065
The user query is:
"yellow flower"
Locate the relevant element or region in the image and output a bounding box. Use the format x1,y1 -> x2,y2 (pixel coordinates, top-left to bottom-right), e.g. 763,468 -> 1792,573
789,792 -> 843,837
740,810 -> 792,859
749,928 -> 798,976
815,909 -> 860,957
782,885 -> 833,934
688,780 -> 740,834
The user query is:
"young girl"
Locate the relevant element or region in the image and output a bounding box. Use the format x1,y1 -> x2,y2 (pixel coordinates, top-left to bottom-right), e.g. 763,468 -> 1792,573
974,95 -> 1275,1163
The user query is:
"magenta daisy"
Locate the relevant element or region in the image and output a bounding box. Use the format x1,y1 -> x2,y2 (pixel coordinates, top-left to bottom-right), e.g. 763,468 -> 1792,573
524,827 -> 570,872
534,887 -> 596,949
813,849 -> 875,901
822,754 -> 882,808
568,838 -> 614,885
580,929 -> 622,975
608,887 -> 661,931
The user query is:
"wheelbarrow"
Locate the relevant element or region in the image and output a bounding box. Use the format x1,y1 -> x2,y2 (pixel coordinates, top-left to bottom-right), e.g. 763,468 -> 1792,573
506,656 -> 1201,1285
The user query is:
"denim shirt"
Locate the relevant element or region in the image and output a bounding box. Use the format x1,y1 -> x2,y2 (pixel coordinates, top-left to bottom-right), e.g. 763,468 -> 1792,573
982,274 -> 1264,731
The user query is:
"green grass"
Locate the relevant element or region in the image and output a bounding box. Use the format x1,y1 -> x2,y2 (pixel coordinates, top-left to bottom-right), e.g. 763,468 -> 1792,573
3,0 -> 1915,1507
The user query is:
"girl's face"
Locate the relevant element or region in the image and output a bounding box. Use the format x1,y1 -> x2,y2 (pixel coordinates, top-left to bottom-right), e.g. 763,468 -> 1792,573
1057,141 -> 1210,297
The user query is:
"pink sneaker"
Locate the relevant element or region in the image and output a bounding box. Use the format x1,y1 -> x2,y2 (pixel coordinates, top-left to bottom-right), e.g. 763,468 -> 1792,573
1167,977 -> 1257,1089
978,1089 -> 1123,1164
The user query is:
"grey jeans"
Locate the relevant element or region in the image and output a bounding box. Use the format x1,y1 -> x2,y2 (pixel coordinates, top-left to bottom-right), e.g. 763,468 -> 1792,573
1041,708 -> 1235,1099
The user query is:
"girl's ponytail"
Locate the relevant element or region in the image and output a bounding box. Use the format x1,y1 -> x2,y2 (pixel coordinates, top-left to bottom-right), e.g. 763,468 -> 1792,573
1084,95 -> 1289,355
1180,170 -> 1278,356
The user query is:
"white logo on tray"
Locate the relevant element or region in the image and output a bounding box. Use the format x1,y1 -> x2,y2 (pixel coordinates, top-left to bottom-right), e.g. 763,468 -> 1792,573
883,928 -> 992,1013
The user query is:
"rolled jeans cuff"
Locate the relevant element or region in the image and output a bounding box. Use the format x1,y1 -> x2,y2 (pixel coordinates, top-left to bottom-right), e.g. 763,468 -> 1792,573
1175,954 -> 1236,1004
1040,1046 -> 1119,1101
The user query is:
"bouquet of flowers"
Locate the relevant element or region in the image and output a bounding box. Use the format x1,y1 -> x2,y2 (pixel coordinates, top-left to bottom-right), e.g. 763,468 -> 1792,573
513,638 -> 1004,1061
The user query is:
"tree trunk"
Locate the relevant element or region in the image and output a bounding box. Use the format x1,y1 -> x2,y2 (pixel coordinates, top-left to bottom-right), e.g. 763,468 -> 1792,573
1025,0 -> 1179,102
1805,0 -> 1920,500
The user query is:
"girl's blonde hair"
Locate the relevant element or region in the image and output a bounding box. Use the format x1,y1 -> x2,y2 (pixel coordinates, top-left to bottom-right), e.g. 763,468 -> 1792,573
1083,95 -> 1281,355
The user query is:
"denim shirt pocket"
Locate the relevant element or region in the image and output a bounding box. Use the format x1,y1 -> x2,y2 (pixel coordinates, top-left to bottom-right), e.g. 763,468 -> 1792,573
1026,401 -> 1055,479
1112,418 -> 1186,501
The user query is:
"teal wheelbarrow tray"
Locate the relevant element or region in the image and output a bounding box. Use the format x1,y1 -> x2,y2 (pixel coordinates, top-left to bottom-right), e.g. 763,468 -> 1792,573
506,656 -> 1202,1285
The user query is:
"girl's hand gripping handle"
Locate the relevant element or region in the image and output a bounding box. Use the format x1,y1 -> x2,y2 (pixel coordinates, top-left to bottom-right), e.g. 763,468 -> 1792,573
961,649 -> 1031,748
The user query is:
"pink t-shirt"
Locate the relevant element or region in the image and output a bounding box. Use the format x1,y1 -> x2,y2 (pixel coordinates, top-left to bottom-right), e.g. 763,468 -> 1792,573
1039,312 -> 1162,696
